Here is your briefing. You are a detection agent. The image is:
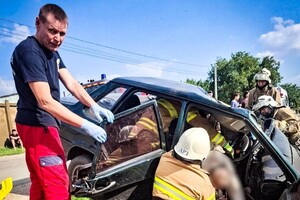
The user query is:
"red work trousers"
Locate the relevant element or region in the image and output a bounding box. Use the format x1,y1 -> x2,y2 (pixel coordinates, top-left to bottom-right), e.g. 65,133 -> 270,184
17,124 -> 70,200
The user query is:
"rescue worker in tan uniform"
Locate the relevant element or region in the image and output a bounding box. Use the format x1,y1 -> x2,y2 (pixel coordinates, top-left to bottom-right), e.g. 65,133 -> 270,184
158,99 -> 234,157
253,95 -> 300,150
153,127 -> 216,200
247,68 -> 281,109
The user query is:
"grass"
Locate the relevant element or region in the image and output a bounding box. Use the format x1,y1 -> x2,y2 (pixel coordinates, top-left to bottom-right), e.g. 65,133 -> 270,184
71,196 -> 91,200
0,147 -> 25,156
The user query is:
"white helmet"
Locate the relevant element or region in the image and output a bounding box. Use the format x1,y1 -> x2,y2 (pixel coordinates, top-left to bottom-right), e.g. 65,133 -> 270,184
174,127 -> 210,161
252,95 -> 278,111
261,68 -> 271,77
254,72 -> 271,83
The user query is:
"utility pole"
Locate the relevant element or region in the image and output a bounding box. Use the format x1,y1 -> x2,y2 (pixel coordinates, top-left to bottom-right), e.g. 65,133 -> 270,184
214,64 -> 218,100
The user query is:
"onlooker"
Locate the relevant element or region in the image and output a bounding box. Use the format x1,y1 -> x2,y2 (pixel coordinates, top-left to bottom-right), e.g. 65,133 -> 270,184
247,68 -> 281,109
152,128 -> 216,200
231,92 -> 241,108
253,95 -> 300,150
9,129 -> 23,150
240,90 -> 249,108
10,4 -> 114,199
208,90 -> 213,97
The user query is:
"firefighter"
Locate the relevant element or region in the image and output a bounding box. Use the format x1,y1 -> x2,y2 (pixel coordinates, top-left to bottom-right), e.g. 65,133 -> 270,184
109,107 -> 160,159
253,95 -> 300,150
152,127 -> 216,200
158,99 -> 234,157
247,68 -> 281,109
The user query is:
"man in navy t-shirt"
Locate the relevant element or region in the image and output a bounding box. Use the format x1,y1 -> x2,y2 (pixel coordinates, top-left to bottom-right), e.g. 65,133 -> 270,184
10,4 -> 114,199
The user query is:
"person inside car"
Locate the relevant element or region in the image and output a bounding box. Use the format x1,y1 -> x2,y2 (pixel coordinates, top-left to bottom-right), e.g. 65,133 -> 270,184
203,149 -> 245,200
158,98 -> 234,157
253,95 -> 300,150
247,68 -> 281,109
152,127 -> 216,200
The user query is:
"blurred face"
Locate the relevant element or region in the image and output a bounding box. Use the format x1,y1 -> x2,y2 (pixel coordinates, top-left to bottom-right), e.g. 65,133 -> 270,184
259,106 -> 272,117
257,80 -> 267,87
35,13 -> 67,51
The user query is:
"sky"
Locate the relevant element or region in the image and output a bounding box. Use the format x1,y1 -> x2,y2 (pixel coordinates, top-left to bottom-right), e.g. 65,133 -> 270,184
1,0 -> 300,96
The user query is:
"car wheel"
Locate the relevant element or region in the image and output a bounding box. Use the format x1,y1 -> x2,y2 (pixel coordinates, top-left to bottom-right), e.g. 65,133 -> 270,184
68,155 -> 92,194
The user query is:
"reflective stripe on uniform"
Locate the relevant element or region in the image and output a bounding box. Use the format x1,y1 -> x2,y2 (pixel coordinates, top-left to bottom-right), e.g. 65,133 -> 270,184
151,142 -> 160,149
158,99 -> 178,118
154,177 -> 195,200
211,132 -> 224,145
136,117 -> 158,135
186,110 -> 199,123
223,142 -> 234,157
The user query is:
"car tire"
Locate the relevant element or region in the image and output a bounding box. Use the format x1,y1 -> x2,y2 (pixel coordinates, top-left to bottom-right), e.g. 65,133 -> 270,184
68,155 -> 92,193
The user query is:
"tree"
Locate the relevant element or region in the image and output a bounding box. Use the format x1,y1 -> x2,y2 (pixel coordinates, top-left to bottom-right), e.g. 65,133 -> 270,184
208,52 -> 261,103
259,56 -> 282,85
280,83 -> 300,110
186,78 -> 210,92
186,51 -> 282,103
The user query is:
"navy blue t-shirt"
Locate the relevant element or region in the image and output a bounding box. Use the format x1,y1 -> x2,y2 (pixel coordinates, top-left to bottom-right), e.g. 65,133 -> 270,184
11,36 -> 66,128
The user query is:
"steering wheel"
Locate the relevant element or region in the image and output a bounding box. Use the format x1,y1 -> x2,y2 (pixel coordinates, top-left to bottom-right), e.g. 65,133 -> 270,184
231,134 -> 256,163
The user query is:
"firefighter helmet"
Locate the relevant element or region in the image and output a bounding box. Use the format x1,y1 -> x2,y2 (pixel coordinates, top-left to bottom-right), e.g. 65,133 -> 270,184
174,127 -> 210,161
254,72 -> 271,83
252,95 -> 278,111
261,68 -> 271,77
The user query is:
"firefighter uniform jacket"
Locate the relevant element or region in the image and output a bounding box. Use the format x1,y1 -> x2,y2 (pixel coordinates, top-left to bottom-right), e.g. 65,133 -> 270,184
158,99 -> 234,156
153,151 -> 216,200
248,86 -> 281,109
273,106 -> 300,145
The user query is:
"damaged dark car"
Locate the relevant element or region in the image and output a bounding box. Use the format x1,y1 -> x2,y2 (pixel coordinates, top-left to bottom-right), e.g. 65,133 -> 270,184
60,77 -> 300,200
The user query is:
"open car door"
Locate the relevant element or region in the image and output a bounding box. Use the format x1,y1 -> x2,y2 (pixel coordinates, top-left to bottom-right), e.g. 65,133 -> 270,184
73,100 -> 165,198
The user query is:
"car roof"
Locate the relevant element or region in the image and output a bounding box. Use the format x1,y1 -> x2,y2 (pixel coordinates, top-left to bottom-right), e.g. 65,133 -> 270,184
110,76 -> 243,113
112,76 -> 209,99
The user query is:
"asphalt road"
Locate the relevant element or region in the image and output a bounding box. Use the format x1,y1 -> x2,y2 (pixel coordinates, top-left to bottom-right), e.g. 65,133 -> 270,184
0,153 -> 30,199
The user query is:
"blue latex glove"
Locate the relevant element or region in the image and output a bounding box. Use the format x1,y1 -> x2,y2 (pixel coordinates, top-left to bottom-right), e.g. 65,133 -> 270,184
80,119 -> 107,143
90,103 -> 114,123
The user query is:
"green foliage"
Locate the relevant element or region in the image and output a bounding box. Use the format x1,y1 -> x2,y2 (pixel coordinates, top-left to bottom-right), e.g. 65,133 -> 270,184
280,83 -> 300,109
186,78 -> 210,91
260,56 -> 282,85
185,51 -> 300,108
207,52 -> 282,103
71,196 -> 91,200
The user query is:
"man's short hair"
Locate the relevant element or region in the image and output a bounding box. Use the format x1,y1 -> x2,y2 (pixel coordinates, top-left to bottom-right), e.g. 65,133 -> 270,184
39,4 -> 68,24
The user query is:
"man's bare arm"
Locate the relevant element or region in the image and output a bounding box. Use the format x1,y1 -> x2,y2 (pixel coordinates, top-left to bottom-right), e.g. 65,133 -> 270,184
59,68 -> 96,107
29,81 -> 84,127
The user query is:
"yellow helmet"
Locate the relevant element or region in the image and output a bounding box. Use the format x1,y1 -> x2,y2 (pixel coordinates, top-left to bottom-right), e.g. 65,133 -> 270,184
174,127 -> 210,161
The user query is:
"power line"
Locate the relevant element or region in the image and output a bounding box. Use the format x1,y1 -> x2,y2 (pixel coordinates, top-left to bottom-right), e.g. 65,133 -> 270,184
0,17 -> 210,67
0,20 -> 212,76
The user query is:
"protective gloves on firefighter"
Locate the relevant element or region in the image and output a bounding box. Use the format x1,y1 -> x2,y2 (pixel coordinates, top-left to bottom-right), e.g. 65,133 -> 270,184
90,103 -> 114,123
80,119 -> 107,143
